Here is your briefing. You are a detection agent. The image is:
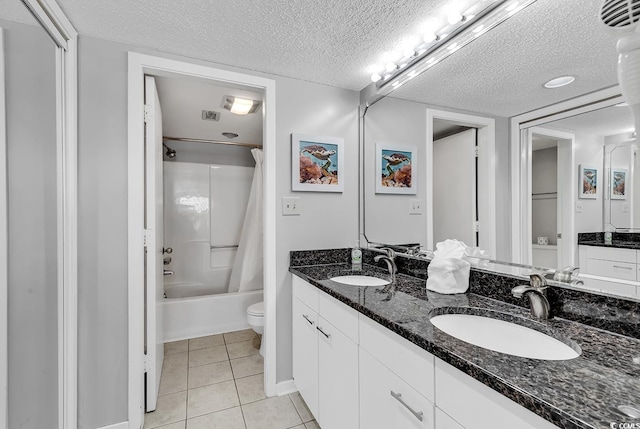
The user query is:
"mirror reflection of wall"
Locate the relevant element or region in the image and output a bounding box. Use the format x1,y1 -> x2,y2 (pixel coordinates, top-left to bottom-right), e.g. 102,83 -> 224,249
531,137 -> 558,269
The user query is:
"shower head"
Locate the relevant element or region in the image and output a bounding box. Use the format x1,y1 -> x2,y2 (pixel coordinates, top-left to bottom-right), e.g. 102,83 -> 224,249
163,143 -> 177,159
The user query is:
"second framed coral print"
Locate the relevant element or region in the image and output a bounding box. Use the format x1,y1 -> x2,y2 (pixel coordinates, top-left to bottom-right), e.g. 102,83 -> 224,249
292,134 -> 344,192
375,143 -> 416,194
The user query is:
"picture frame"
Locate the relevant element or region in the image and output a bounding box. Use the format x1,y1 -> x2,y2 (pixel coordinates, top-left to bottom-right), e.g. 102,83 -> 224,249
579,165 -> 598,199
375,143 -> 417,195
611,168 -> 627,200
292,133 -> 344,192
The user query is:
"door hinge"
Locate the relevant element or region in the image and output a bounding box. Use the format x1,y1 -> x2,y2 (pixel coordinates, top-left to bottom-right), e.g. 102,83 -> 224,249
474,146 -> 479,158
144,104 -> 153,123
143,354 -> 150,373
143,229 -> 153,247
474,221 -> 480,232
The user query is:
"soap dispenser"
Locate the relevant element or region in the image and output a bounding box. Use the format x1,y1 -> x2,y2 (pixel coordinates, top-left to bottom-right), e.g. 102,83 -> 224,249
351,244 -> 362,271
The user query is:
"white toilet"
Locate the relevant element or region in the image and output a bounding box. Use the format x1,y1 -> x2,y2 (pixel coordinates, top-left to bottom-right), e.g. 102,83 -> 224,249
247,301 -> 265,356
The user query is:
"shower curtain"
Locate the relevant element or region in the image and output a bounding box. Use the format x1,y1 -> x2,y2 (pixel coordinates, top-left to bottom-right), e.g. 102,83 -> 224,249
228,148 -> 264,293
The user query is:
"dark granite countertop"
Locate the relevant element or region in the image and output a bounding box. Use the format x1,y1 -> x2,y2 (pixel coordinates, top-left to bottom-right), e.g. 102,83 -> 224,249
290,262 -> 640,429
578,240 -> 640,250
578,232 -> 640,250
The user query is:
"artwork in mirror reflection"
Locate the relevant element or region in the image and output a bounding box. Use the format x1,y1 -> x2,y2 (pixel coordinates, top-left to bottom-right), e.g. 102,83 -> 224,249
375,143 -> 416,194
611,169 -> 627,200
579,165 -> 598,199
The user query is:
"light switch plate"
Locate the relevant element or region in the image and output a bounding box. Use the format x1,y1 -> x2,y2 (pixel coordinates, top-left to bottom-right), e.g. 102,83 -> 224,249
623,203 -> 630,213
575,201 -> 583,213
409,199 -> 423,215
282,197 -> 300,216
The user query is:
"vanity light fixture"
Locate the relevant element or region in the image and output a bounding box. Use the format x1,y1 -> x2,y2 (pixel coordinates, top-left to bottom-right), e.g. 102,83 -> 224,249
367,0 -> 537,94
222,96 -> 261,115
543,76 -> 576,89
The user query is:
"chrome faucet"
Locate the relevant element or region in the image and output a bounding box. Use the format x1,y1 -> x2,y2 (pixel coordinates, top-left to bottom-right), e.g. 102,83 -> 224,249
512,273 -> 551,320
374,248 -> 397,282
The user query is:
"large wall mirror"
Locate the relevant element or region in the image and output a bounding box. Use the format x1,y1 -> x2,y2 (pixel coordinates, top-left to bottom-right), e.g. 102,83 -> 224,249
359,0 -> 640,298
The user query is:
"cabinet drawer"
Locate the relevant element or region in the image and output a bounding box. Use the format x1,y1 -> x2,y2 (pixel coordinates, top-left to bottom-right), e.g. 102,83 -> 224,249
587,259 -> 637,281
359,314 -> 434,402
318,292 -> 359,343
360,349 -> 434,429
293,275 -> 318,312
586,246 -> 636,263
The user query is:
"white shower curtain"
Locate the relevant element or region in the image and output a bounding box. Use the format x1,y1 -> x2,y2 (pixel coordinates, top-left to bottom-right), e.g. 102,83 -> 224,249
228,148 -> 264,293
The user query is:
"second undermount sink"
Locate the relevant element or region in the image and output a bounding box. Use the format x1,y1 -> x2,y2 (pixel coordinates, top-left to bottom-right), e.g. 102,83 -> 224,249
430,312 -> 581,361
330,275 -> 390,287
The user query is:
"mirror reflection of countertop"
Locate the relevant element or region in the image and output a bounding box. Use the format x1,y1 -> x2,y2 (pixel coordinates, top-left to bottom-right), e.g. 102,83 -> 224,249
290,262 -> 640,429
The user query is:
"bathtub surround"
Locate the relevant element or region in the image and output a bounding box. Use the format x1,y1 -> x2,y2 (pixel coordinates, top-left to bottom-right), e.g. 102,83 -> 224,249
290,249 -> 640,428
229,148 -> 264,293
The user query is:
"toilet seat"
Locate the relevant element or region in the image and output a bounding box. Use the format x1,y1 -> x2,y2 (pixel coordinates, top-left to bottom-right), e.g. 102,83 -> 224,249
247,301 -> 264,317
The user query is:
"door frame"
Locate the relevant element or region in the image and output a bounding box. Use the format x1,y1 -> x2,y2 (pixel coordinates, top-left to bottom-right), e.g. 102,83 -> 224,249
18,1 -> 78,428
426,109 -> 496,257
510,86 -> 623,265
524,127 -> 575,267
127,53 -> 277,429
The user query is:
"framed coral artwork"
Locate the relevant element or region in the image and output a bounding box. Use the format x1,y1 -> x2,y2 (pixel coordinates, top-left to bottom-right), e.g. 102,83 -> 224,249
611,168 -> 627,200
375,143 -> 416,194
579,165 -> 598,199
292,133 -> 344,192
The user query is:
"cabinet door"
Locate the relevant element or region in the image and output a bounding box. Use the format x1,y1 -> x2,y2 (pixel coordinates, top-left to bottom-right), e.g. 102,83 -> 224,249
360,349 -> 434,429
317,315 -> 359,429
435,407 -> 464,429
292,298 -> 319,419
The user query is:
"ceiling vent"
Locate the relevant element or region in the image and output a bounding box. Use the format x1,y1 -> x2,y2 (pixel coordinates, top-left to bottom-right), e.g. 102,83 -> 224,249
201,110 -> 221,121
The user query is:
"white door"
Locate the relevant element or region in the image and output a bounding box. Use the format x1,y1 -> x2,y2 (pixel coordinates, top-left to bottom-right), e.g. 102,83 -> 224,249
145,75 -> 164,412
433,129 -> 477,247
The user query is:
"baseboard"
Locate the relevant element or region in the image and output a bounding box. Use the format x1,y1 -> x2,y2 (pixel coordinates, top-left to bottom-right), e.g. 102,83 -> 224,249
97,421 -> 129,429
275,379 -> 297,396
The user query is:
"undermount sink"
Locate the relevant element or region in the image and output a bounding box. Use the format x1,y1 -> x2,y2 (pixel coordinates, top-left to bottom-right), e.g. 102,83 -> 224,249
430,312 -> 581,361
330,275 -> 390,287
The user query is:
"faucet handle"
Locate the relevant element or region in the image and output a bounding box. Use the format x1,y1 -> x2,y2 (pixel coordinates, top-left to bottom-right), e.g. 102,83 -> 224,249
529,273 -> 547,288
379,247 -> 396,258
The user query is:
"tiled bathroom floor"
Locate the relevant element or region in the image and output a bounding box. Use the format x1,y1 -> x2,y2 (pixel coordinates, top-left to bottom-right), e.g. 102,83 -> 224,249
144,329 -> 320,429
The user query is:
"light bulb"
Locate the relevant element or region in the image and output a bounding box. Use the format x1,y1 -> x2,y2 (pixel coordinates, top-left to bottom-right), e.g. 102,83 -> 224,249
448,13 -> 463,25
385,62 -> 397,72
423,32 -> 437,43
371,73 -> 382,83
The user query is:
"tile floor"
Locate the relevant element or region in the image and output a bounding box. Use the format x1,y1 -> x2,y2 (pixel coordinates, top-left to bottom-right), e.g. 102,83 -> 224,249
144,329 -> 320,429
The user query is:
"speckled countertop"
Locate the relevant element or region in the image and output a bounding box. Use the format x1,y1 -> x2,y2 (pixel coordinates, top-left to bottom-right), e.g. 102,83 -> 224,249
579,232 -> 640,250
290,262 -> 640,429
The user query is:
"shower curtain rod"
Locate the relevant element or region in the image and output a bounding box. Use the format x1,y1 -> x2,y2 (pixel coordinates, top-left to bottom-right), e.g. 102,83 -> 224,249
163,136 -> 262,149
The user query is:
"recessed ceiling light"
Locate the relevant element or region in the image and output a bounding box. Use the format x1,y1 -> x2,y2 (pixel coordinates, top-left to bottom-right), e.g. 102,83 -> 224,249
544,76 -> 575,89
222,96 -> 261,115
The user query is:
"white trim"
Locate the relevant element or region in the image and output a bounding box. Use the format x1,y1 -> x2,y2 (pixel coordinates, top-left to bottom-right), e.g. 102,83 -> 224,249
275,379 -> 297,396
20,1 -> 79,427
426,109 -> 497,257
97,422 -> 129,429
127,53 -> 277,429
0,28 -> 7,429
522,127 -> 575,267
510,87 -> 624,264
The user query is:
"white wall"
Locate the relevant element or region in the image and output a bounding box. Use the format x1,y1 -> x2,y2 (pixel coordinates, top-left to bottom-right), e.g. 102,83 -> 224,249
2,19 -> 59,428
574,132 -> 605,234
77,36 -> 359,428
363,96 -> 511,259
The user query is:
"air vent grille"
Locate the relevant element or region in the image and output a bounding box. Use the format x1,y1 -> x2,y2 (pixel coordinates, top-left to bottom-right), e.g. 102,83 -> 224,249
601,0 -> 640,28
201,110 -> 221,121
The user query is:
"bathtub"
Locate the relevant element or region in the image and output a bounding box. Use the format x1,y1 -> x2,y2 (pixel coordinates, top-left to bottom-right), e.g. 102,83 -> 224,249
163,283 -> 263,342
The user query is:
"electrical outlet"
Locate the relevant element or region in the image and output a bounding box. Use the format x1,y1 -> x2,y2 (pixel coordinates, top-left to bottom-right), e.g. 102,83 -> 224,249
282,197 -> 300,216
575,201 -> 583,213
409,199 -> 423,215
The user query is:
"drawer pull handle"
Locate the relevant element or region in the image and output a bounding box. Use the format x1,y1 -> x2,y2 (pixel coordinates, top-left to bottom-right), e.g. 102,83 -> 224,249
613,265 -> 633,270
390,390 -> 423,422
302,314 -> 314,325
316,326 -> 331,339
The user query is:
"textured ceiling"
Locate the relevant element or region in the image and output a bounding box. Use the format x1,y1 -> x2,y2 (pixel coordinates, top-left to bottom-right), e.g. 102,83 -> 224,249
390,0 -> 619,117
544,104 -> 635,137
3,0 -> 620,117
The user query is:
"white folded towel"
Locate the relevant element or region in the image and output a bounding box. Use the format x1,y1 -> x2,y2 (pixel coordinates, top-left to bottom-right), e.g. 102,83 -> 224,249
426,239 -> 477,294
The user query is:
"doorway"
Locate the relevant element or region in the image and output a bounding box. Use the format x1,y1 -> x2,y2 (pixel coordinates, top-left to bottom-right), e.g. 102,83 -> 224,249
127,53 -> 276,429
426,109 -> 496,257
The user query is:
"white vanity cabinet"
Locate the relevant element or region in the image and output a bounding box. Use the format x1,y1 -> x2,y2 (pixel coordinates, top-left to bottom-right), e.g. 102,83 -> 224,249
359,315 -> 435,429
578,245 -> 639,297
291,276 -> 359,429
